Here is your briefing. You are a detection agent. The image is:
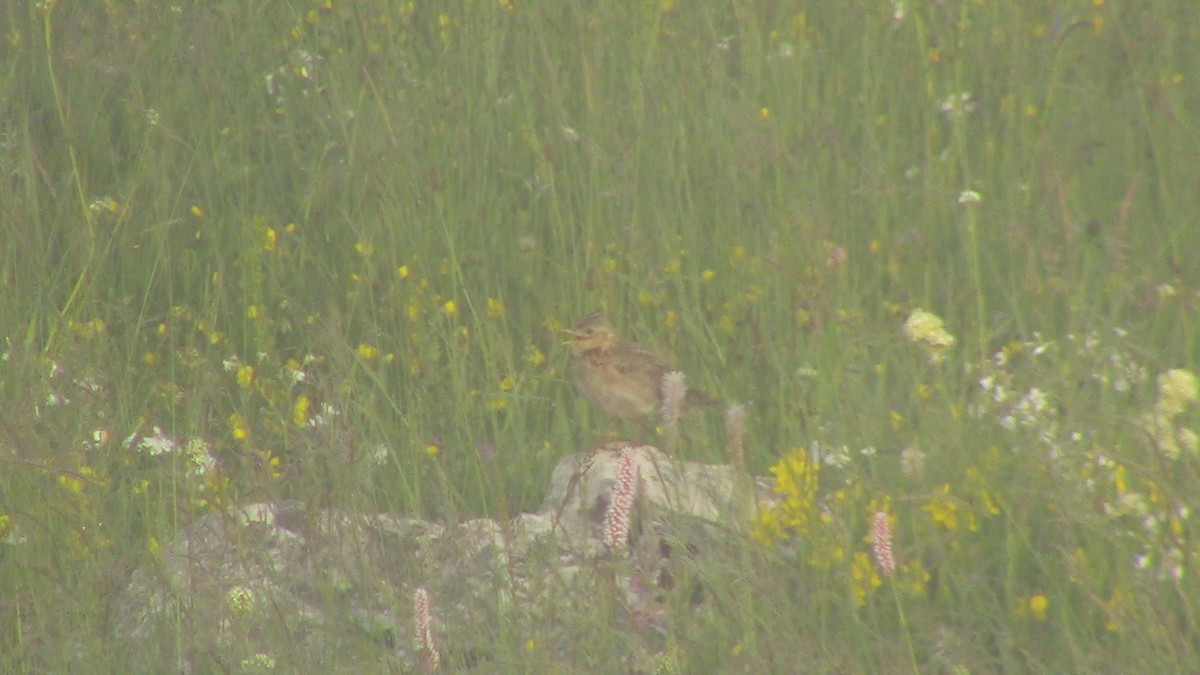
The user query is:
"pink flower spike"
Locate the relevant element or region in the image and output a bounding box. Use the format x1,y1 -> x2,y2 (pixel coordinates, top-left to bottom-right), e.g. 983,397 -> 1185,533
871,511 -> 896,578
413,586 -> 440,671
603,447 -> 641,552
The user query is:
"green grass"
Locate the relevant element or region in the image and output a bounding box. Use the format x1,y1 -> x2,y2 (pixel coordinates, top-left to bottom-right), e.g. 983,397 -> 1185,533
2,0 -> 1198,671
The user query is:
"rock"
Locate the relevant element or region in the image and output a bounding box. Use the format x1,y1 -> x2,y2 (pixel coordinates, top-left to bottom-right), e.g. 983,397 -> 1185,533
113,443 -> 769,672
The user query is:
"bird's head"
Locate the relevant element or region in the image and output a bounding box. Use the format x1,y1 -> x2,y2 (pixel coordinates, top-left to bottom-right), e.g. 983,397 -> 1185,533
564,310 -> 618,354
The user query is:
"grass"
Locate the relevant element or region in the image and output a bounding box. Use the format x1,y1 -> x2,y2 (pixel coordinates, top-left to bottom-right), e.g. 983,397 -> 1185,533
1,0 -> 1198,671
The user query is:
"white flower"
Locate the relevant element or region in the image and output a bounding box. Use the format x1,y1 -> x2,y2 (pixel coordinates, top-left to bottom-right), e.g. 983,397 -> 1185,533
958,190 -> 982,205
900,446 -> 925,477
139,427 -> 177,456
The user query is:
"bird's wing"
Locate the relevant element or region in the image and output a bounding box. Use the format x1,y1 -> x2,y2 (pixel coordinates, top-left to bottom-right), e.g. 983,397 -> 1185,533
612,343 -> 670,378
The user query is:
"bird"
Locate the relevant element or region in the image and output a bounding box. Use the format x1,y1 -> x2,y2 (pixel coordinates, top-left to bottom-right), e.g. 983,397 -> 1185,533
564,310 -> 715,422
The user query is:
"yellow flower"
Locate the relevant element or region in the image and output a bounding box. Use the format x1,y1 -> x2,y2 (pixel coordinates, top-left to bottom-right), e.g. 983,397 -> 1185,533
849,551 -> 882,606
525,344 -> 546,367
487,297 -> 505,318
236,365 -> 255,388
443,300 -> 457,317
229,413 -> 250,440
293,395 -> 310,427
358,343 -> 379,361
922,484 -> 959,531
59,473 -> 85,494
753,448 -> 821,544
1029,594 -> 1049,621
902,559 -> 931,597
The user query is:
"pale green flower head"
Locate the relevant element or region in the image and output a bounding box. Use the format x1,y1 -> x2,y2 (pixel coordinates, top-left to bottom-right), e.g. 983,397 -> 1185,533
227,586 -> 256,615
903,309 -> 957,363
1157,369 -> 1198,417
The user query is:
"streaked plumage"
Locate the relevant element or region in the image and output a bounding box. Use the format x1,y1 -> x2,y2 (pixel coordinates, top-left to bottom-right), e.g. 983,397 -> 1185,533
565,311 -> 714,420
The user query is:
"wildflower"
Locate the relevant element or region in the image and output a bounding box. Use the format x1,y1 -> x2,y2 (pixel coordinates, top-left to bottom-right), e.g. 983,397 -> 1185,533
293,395 -> 310,427
1140,369 -> 1200,459
940,92 -> 976,119
1156,369 -> 1198,417
486,297 -> 505,318
922,484 -> 959,531
525,344 -> 546,367
660,372 -> 687,446
903,309 -> 956,363
236,364 -> 255,388
185,439 -> 217,479
88,196 -> 120,214
58,472 -> 85,494
958,190 -> 982,205
229,413 -> 250,440
139,427 -> 177,456
227,586 -> 256,615
412,587 -> 440,671
1026,594 -> 1049,621
753,449 -> 820,543
850,551 -> 882,605
240,654 -> 276,670
603,447 -> 641,552
900,446 -> 925,477
871,511 -> 896,578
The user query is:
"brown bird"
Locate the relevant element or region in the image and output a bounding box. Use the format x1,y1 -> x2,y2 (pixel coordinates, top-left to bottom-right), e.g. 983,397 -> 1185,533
565,310 -> 715,421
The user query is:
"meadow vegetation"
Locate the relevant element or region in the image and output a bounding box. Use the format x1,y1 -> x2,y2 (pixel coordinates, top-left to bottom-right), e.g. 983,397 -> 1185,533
1,0 -> 1197,671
